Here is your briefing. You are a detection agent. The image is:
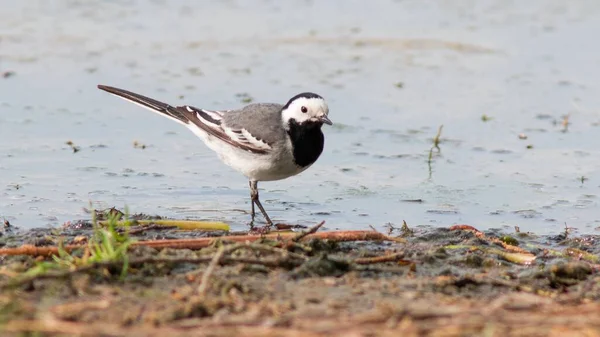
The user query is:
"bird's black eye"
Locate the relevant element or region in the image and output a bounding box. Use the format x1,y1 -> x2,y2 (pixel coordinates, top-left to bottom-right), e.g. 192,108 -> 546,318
301,106 -> 308,113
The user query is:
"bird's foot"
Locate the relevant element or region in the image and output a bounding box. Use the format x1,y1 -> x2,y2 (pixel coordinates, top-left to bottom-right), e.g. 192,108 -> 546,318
248,221 -> 273,235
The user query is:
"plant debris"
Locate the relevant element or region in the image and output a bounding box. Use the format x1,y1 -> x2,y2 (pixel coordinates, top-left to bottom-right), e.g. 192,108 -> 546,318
2,208 -> 600,336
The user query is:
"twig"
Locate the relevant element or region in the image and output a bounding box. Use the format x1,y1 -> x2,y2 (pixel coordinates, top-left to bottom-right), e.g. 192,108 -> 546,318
383,223 -> 397,236
353,252 -> 406,265
101,219 -> 230,231
428,125 -> 444,179
0,230 -> 400,257
400,220 -> 413,237
197,246 -> 226,296
290,221 -> 325,242
563,222 -> 570,240
449,224 -> 532,255
1,254 -> 305,290
127,224 -> 176,235
449,224 -> 482,234
185,242 -> 309,282
0,244 -> 70,257
432,125 -> 443,151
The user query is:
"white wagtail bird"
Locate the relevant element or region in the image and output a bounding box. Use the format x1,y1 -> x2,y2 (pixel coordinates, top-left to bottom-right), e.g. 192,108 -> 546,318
97,85 -> 332,227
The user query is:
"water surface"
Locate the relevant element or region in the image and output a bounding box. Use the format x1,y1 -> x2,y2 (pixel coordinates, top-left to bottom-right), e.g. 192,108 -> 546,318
1,1 -> 600,234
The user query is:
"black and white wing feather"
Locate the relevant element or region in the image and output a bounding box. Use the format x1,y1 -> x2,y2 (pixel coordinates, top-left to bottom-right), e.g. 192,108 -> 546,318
98,85 -> 273,154
185,105 -> 273,154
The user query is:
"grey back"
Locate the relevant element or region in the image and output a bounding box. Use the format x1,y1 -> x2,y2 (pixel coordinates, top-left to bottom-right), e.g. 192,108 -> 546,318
223,103 -> 286,146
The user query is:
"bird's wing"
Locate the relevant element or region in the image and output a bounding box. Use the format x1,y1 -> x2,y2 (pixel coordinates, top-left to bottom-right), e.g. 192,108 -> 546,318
221,103 -> 286,148
182,105 -> 273,154
97,85 -> 272,154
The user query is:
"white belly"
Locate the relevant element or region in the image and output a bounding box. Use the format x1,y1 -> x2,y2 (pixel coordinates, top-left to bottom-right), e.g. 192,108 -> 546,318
188,126 -> 308,181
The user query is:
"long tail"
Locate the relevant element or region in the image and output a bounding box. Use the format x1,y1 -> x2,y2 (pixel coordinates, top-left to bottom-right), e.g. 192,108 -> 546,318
97,85 -> 189,125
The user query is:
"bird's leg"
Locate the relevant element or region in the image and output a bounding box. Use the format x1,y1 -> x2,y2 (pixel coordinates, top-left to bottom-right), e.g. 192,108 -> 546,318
249,180 -> 273,226
248,181 -> 256,221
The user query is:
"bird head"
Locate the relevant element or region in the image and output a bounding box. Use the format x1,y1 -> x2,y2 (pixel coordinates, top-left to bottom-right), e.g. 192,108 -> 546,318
281,92 -> 332,128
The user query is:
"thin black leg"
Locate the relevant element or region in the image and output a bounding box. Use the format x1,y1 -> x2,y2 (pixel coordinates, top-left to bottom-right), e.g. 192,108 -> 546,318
249,180 -> 273,225
248,181 -> 256,221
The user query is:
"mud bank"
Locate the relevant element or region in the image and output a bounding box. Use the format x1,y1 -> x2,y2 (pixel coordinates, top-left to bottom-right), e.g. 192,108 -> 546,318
1,213 -> 599,336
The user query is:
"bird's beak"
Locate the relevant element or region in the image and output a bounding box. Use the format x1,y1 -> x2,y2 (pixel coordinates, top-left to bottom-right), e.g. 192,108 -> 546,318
319,115 -> 333,125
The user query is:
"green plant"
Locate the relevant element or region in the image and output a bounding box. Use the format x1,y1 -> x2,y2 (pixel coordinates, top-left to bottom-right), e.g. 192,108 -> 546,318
21,207 -> 134,281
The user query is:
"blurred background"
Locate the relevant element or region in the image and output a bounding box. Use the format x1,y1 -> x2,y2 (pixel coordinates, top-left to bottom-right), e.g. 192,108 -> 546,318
1,0 -> 599,234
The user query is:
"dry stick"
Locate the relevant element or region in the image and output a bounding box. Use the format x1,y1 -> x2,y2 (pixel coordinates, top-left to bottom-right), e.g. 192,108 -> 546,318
197,246 -> 226,296
3,247 -> 410,290
0,245 -> 66,257
353,252 -> 406,265
192,242 -> 308,295
140,230 -> 398,250
108,219 -> 230,231
449,224 -> 531,255
3,242 -> 310,290
449,224 -> 482,234
2,255 -> 304,290
127,224 -> 177,235
290,221 -> 325,242
0,230 -> 397,257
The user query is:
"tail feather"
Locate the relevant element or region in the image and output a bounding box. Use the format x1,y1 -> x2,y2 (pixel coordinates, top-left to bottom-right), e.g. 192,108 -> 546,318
97,85 -> 189,125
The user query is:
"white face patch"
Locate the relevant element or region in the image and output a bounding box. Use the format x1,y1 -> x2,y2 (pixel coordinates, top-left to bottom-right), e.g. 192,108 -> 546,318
281,96 -> 330,127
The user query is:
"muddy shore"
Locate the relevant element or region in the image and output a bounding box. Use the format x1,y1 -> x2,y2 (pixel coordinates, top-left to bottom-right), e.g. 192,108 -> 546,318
1,213 -> 599,336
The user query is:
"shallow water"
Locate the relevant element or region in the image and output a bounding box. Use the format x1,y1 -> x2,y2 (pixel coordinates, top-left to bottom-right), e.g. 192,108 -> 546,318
1,0 -> 600,234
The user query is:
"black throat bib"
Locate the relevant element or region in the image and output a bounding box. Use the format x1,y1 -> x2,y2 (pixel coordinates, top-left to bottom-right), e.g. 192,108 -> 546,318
287,120 -> 325,168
